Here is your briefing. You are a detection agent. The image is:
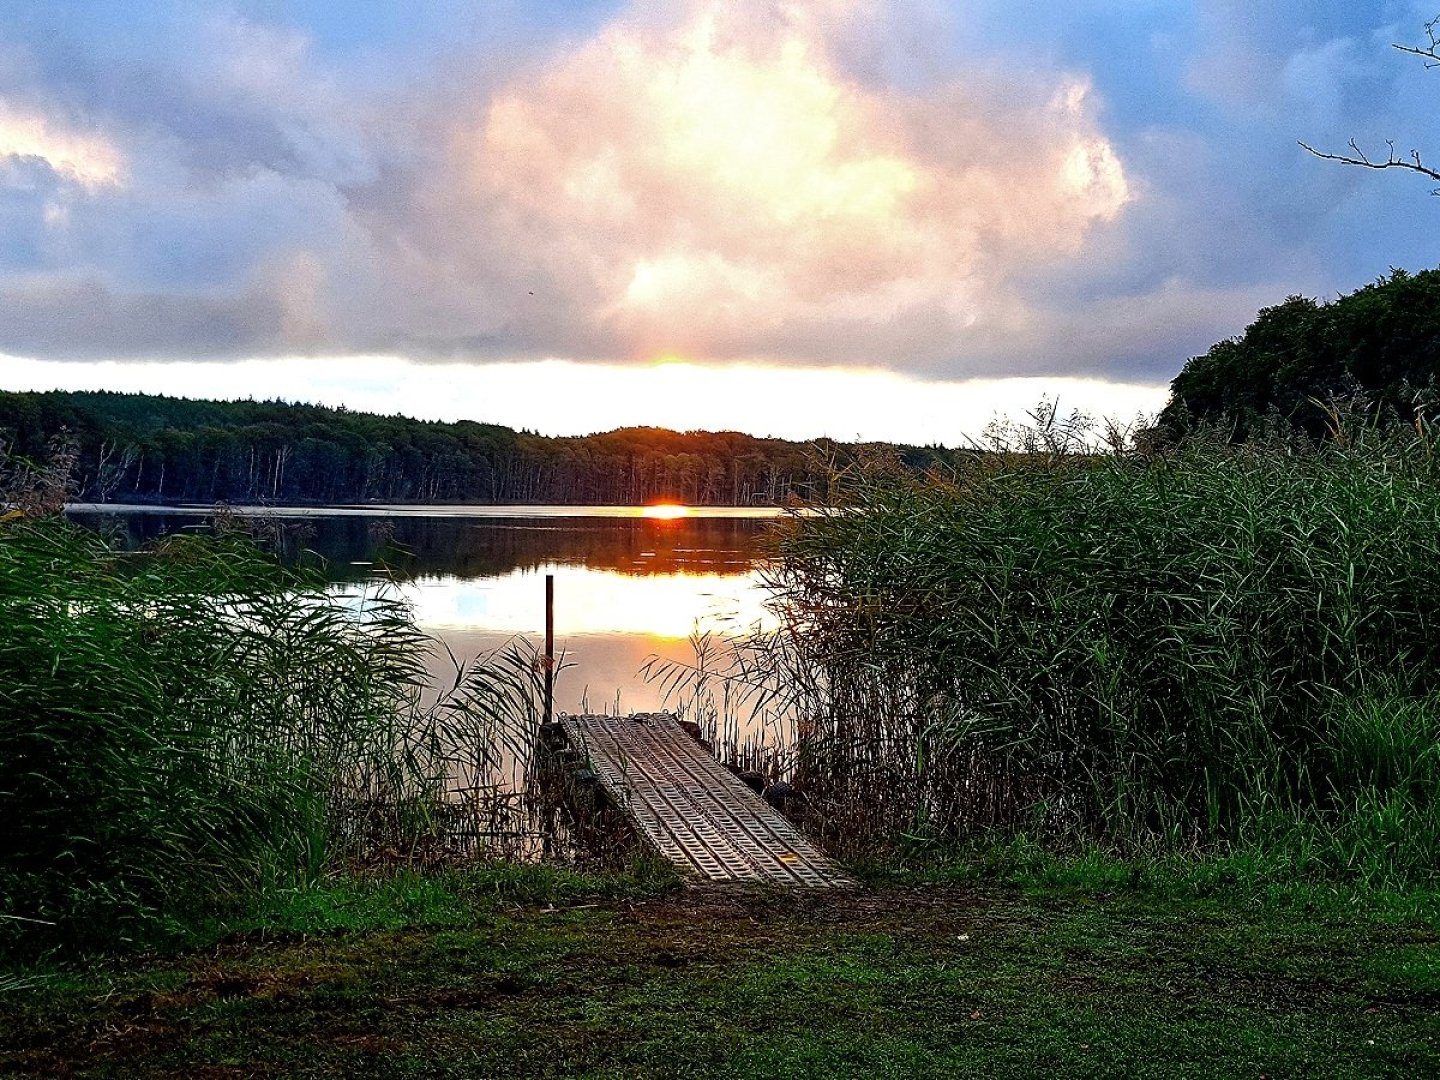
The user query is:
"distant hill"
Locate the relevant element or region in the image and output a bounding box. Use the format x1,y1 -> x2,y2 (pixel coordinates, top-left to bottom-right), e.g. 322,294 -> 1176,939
1158,268 -> 1440,440
0,390 -> 967,507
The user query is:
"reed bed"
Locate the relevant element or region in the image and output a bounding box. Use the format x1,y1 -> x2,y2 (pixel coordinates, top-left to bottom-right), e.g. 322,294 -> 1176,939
681,422 -> 1440,885
0,515 -> 543,955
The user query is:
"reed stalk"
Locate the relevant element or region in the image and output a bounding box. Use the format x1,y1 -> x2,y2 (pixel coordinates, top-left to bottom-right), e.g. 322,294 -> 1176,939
0,514 -> 543,955
669,417 -> 1440,884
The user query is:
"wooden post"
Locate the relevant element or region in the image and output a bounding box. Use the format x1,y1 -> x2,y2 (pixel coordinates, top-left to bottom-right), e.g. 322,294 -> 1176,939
544,573 -> 555,725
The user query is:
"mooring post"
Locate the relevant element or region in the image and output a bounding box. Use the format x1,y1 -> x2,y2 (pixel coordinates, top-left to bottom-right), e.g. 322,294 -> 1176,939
543,572 -> 555,725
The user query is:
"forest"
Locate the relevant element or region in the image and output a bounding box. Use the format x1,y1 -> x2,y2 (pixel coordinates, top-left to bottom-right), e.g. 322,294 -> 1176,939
0,390 -> 966,506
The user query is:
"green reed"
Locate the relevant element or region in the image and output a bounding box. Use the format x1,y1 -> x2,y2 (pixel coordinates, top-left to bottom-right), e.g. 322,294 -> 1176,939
0,516 -> 543,955
691,420 -> 1440,885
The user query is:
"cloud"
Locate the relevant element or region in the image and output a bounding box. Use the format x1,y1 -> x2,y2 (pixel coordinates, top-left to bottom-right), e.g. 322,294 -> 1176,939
400,0 -> 1131,372
0,101 -> 122,188
0,0 -> 1431,387
0,0 -> 1138,376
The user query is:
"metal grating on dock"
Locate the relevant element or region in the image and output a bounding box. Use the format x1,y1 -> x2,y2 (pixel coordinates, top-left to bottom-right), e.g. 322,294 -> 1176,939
559,714 -> 852,888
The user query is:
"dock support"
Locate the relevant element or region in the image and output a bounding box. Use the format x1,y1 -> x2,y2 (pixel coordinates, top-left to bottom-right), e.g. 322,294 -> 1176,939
544,573 -> 555,726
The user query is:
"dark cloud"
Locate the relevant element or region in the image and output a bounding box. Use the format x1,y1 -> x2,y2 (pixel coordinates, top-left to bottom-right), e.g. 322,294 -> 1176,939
0,0 -> 1432,382
0,274 -> 288,360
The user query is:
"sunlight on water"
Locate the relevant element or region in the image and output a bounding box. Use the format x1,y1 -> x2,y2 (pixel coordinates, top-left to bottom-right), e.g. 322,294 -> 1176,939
68,505 -> 778,715
67,502 -> 785,520
404,564 -> 775,638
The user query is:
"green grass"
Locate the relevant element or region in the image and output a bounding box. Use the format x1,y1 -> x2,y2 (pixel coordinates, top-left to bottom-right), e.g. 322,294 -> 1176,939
205,858 -> 683,939
3,868 -> 1437,1078
852,838 -> 1440,926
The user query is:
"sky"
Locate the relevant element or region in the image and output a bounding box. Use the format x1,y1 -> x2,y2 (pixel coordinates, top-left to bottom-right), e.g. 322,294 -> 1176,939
0,0 -> 1436,444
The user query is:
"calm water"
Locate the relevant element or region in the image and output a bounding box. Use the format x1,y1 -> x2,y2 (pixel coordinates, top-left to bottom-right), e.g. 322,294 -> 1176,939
67,505 -> 783,714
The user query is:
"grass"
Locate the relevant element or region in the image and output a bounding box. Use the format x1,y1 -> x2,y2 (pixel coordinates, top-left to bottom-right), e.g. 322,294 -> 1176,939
2,865 -> 1437,1078
851,837 -> 1440,926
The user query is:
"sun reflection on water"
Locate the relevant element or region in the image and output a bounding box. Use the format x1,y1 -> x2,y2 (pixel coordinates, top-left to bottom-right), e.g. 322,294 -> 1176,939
404,564 -> 775,640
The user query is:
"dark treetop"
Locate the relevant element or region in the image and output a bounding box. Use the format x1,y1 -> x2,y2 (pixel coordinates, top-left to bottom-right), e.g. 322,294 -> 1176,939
1158,268 -> 1440,440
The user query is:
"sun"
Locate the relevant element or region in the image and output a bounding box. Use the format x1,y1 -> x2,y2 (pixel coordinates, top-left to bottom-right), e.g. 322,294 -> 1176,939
642,503 -> 690,520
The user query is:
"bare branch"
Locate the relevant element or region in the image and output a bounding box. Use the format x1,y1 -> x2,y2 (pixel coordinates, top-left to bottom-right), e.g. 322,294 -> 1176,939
1300,138 -> 1440,190
1304,15 -> 1440,193
1393,15 -> 1440,67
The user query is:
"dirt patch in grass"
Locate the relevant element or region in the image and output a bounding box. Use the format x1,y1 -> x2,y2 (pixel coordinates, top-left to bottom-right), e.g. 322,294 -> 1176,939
3,881 -> 1438,1079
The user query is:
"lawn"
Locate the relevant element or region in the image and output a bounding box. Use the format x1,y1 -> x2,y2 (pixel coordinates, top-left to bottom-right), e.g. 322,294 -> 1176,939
4,871 -> 1437,1079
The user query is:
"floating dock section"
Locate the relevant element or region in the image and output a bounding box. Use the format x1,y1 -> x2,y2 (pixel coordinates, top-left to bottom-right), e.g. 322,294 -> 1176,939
555,713 -> 852,888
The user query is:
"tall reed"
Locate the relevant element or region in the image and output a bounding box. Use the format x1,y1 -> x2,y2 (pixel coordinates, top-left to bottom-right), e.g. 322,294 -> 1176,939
693,421 -> 1440,883
0,515 -> 542,954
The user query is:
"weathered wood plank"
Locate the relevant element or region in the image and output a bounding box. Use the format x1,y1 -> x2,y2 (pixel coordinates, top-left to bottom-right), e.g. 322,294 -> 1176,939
559,714 -> 852,888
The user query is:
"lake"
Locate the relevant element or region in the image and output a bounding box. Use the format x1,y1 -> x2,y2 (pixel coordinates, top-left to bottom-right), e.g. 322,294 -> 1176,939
66,504 -> 785,717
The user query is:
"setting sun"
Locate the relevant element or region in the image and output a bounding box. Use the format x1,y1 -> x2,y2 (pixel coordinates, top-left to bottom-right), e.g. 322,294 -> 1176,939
643,503 -> 690,520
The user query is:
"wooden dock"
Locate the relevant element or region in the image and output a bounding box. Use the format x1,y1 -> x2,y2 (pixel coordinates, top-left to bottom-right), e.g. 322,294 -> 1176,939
556,713 -> 852,888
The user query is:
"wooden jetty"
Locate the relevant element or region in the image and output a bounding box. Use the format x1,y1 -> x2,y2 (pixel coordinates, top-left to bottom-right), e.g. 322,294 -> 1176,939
552,713 -> 852,888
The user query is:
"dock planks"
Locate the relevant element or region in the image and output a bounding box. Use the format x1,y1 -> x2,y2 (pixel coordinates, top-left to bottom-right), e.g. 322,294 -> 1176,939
559,714 -> 852,888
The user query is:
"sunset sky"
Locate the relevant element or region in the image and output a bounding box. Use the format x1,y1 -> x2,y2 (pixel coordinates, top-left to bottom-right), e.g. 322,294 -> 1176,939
0,1 -> 1435,443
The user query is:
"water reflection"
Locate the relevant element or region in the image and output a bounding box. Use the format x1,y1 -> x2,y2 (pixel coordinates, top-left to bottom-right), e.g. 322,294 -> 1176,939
409,566 -> 771,637
69,507 -> 777,714
76,509 -> 768,578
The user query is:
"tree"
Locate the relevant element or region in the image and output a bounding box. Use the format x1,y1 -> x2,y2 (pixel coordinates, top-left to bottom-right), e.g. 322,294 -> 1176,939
1157,269 -> 1440,440
1300,16 -> 1440,191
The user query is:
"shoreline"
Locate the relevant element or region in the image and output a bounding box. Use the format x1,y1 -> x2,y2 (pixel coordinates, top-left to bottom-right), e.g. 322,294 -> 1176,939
64,502 -> 798,519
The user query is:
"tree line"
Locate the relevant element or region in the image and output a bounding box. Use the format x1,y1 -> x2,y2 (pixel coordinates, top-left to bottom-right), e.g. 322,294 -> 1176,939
7,263 -> 1434,504
0,390 -> 968,506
